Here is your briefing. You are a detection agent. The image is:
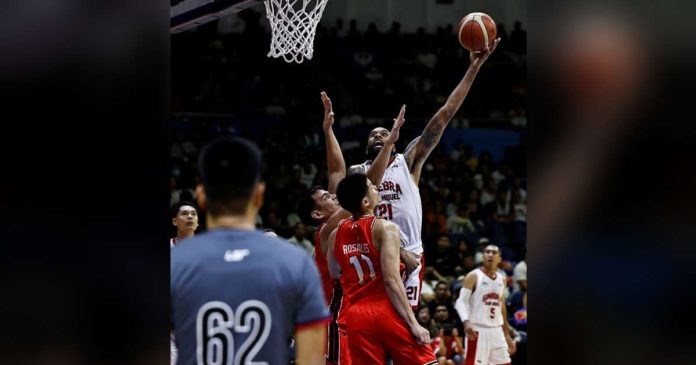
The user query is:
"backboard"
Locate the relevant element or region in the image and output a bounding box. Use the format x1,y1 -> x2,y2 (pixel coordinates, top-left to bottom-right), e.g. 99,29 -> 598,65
171,0 -> 262,34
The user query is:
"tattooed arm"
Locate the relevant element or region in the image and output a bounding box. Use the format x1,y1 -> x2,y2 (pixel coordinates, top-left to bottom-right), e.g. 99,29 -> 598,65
404,38 -> 500,183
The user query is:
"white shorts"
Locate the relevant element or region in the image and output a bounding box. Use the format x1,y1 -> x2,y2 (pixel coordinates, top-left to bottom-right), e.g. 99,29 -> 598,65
403,255 -> 425,308
464,325 -> 511,365
170,332 -> 178,365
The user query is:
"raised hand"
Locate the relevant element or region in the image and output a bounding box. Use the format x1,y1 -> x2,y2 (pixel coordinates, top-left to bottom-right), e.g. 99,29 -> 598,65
385,104 -> 406,146
470,37 -> 501,68
320,91 -> 335,130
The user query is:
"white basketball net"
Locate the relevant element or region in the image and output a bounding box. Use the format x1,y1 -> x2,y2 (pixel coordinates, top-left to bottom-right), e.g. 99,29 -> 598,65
264,0 -> 329,63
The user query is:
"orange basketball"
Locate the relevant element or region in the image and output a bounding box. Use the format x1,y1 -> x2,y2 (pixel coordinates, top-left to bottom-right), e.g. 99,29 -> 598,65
458,12 -> 497,52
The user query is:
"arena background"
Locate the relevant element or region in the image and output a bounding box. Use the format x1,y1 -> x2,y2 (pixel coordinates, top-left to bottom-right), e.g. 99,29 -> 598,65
3,0 -> 695,364
171,0 -> 527,363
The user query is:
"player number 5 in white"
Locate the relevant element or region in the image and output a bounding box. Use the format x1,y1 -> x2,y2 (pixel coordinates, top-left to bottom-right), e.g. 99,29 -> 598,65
349,254 -> 376,285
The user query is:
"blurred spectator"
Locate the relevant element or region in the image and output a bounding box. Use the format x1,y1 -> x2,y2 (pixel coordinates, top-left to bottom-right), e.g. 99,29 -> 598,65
445,191 -> 464,217
487,188 -> 514,223
449,141 -> 465,162
480,177 -> 498,206
461,255 -> 476,274
428,282 -> 456,322
474,237 -> 490,266
510,21 -> 527,54
429,235 -> 458,277
446,206 -> 476,235
436,324 -> 465,365
512,189 -> 527,223
418,306 -> 439,338
513,259 -> 527,294
170,176 -> 195,207
461,145 -> 478,172
286,222 -> 314,256
465,189 -> 485,224
454,238 -> 472,263
294,160 -> 317,189
335,18 -> 347,38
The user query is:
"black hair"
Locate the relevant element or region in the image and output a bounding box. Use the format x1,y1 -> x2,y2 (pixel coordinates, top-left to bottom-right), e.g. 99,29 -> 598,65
171,200 -> 198,219
484,244 -> 502,256
336,173 -> 368,215
296,186 -> 323,226
198,136 -> 262,216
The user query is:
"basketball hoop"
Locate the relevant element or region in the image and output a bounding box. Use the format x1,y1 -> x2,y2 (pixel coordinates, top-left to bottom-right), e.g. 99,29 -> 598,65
264,0 -> 329,63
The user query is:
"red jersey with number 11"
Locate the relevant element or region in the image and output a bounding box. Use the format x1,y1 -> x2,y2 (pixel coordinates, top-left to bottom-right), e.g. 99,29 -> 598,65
333,216 -> 388,307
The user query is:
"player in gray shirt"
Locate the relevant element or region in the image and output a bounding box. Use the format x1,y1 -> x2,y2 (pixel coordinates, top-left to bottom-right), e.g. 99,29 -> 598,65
171,136 -> 329,365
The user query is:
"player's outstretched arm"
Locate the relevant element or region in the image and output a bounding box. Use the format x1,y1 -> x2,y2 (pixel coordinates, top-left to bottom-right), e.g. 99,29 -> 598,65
404,38 -> 500,183
295,324 -> 327,365
345,106 -> 405,182
364,104 -> 406,185
321,91 -> 345,194
375,219 -> 430,345
454,271 -> 478,340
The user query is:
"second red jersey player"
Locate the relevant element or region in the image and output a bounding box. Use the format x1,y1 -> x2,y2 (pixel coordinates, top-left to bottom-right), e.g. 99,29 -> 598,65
328,174 -> 437,365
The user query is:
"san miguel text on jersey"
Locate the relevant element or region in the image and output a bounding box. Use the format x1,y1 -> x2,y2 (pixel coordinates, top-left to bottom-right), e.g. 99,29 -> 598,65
378,180 -> 402,201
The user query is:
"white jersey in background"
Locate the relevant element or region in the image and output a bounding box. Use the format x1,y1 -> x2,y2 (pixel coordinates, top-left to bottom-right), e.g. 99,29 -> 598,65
361,153 -> 423,254
469,268 -> 506,327
464,269 -> 511,365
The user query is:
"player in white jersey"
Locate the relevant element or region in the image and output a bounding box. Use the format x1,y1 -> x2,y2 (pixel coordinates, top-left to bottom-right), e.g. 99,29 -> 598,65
454,244 -> 516,365
169,201 -> 199,364
170,201 -> 199,248
349,38 -> 500,308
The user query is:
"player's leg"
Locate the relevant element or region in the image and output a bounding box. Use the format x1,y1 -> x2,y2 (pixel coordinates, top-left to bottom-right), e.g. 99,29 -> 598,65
463,326 -> 489,365
325,317 -> 339,365
487,327 -> 511,365
405,259 -> 425,310
337,327 -> 351,365
416,254 -> 426,307
345,306 -> 385,364
382,307 -> 437,365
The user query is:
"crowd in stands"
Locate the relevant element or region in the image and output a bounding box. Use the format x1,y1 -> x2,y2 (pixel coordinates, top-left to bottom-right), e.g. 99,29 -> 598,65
171,12 -> 527,364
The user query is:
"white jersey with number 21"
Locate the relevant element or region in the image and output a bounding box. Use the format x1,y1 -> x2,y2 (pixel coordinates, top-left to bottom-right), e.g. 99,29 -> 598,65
361,153 -> 423,255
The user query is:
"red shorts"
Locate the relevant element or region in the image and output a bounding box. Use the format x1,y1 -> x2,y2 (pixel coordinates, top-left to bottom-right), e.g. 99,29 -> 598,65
325,320 -> 350,365
341,299 -> 437,365
326,286 -> 350,365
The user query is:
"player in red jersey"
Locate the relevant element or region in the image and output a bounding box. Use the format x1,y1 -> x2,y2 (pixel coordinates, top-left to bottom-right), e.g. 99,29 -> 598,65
296,91 -> 406,364
327,173 -> 438,365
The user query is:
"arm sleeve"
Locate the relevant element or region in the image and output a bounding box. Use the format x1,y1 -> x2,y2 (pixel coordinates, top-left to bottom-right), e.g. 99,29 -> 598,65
295,254 -> 331,328
454,288 -> 472,322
